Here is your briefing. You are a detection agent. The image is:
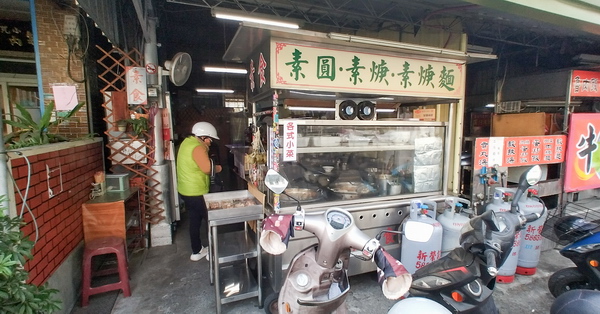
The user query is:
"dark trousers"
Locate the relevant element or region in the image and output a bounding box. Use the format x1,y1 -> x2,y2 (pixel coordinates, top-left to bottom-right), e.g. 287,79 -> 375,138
180,194 -> 208,254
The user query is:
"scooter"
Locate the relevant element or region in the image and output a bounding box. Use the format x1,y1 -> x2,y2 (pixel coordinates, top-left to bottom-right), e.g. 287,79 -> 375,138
547,214 -> 600,297
550,289 -> 600,314
260,169 -> 413,314
389,165 -> 546,314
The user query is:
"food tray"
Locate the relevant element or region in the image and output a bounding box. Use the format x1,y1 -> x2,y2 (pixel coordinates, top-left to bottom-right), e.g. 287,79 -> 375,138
312,136 -> 341,147
204,190 -> 263,222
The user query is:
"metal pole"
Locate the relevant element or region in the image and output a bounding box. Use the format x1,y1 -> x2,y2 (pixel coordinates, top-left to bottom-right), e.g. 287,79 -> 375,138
0,118 -> 9,216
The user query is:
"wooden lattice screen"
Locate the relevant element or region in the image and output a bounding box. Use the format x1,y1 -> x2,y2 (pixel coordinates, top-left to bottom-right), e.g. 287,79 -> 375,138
96,45 -> 165,230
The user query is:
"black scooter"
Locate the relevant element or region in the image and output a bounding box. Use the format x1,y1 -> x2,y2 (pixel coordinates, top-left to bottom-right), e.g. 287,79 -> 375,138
389,165 -> 545,314
547,214 -> 600,297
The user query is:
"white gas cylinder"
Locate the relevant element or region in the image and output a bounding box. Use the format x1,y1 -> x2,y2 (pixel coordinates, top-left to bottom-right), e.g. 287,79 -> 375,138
437,198 -> 470,256
401,200 -> 443,274
485,186 -> 521,283
516,189 -> 547,276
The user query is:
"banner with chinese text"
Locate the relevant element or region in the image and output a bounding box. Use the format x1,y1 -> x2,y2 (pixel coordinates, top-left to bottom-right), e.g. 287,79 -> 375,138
564,113 -> 600,192
474,135 -> 566,169
282,121 -> 298,162
125,67 -> 147,105
570,70 -> 600,98
271,40 -> 464,98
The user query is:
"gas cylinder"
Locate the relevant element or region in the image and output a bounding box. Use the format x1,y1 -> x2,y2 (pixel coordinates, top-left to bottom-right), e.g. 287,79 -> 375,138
437,197 -> 471,256
401,200 -> 443,274
516,188 -> 547,276
485,186 -> 522,283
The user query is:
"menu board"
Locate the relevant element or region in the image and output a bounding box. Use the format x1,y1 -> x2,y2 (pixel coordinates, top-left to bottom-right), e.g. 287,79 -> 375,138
474,135 -> 566,168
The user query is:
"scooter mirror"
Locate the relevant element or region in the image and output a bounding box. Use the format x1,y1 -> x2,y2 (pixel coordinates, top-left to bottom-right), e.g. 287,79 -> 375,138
264,169 -> 289,194
404,220 -> 434,242
525,165 -> 543,186
511,165 -> 543,213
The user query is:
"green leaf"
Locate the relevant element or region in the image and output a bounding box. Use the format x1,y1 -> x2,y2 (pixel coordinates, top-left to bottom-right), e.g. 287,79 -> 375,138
37,102 -> 54,130
12,103 -> 35,126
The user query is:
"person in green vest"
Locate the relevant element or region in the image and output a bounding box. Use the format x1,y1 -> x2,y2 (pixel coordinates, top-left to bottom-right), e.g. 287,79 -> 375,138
177,121 -> 222,261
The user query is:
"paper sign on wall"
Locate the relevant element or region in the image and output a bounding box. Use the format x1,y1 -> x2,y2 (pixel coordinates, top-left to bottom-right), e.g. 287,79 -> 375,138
51,85 -> 78,110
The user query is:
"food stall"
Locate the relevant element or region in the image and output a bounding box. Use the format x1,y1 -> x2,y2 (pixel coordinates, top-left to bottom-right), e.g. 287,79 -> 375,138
219,23 -> 483,306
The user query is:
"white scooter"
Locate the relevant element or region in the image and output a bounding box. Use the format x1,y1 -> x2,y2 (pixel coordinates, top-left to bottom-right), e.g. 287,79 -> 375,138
260,169 -> 413,314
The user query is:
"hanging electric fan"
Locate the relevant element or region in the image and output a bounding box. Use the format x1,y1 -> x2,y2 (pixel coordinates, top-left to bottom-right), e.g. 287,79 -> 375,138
164,52 -> 192,86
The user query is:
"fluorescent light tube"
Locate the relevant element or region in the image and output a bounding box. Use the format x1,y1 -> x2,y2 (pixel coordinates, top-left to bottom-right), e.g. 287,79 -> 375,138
328,33 -> 466,57
376,108 -> 396,113
212,8 -> 299,29
486,104 -> 495,108
204,66 -> 248,74
196,89 -> 234,93
287,107 -> 336,112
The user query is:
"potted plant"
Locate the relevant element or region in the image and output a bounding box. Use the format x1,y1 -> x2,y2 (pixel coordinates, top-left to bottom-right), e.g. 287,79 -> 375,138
124,117 -> 149,136
116,119 -> 129,132
0,197 -> 61,313
3,101 -> 85,149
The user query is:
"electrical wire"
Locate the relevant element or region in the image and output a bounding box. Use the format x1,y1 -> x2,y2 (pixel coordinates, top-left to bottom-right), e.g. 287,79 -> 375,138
5,151 -> 39,244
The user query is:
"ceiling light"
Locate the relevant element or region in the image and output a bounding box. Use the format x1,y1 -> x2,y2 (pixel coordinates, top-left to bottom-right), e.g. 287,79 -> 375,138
328,33 -> 466,58
203,66 -> 247,74
486,103 -> 496,108
376,108 -> 396,113
287,107 -> 336,112
196,89 -> 234,93
212,8 -> 299,29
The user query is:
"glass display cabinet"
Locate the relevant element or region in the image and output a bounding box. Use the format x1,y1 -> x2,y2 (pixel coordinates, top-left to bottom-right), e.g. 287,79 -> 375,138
267,119 -> 449,213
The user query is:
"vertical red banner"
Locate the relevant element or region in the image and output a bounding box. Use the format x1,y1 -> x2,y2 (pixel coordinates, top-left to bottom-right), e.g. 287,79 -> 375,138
564,113 -> 600,192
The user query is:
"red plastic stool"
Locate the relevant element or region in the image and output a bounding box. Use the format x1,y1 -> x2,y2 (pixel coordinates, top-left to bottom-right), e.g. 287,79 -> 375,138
81,236 -> 131,306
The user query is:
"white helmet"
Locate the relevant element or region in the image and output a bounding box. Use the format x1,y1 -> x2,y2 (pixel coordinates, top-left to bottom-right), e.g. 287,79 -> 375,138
191,122 -> 219,140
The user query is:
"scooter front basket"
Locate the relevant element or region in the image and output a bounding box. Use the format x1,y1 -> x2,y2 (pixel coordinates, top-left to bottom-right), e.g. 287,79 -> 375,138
542,202 -> 600,245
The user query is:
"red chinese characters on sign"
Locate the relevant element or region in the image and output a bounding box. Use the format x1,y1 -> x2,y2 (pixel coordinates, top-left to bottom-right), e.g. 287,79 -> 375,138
415,249 -> 442,270
125,66 -> 147,105
571,70 -> 600,97
474,135 -> 566,168
282,121 -> 298,162
258,53 -> 267,88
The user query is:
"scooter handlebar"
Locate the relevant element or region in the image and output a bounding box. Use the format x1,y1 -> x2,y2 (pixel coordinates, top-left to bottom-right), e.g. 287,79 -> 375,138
485,249 -> 498,276
524,212 -> 541,223
374,247 -> 412,300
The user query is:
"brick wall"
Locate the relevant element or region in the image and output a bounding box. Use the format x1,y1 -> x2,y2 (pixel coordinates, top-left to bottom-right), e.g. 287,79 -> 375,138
35,0 -> 89,138
9,140 -> 104,285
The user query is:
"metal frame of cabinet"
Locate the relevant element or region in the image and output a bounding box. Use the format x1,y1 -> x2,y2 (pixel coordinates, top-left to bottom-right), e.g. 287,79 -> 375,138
267,119 -> 451,211
205,191 -> 264,314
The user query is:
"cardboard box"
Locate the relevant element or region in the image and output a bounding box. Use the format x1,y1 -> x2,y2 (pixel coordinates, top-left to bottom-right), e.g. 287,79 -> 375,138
491,112 -> 546,137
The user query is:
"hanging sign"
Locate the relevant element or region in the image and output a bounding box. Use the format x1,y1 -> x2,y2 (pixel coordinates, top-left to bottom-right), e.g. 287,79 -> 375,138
474,135 -> 566,168
282,121 -> 298,162
271,40 -> 464,98
0,19 -> 34,52
125,66 -> 147,105
570,70 -> 600,97
564,113 -> 600,192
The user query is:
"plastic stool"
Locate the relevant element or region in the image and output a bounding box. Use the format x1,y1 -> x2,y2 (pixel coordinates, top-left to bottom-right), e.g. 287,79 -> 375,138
81,236 -> 131,306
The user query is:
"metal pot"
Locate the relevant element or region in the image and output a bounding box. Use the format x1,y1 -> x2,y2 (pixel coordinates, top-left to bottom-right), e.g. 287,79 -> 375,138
280,188 -> 323,202
329,181 -> 374,199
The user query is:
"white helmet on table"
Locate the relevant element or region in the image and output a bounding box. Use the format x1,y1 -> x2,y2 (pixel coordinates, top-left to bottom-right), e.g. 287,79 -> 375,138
191,122 -> 220,140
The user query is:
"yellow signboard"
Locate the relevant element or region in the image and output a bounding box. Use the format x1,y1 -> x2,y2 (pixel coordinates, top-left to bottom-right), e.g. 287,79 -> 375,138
271,40 -> 464,98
